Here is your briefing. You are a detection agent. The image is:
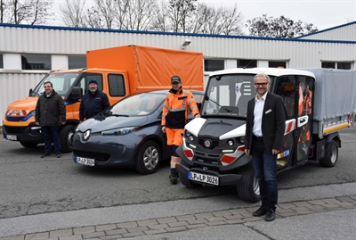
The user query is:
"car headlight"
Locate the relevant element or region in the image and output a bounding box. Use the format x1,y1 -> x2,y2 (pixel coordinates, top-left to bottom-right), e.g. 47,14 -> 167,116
101,127 -> 137,136
239,137 -> 245,144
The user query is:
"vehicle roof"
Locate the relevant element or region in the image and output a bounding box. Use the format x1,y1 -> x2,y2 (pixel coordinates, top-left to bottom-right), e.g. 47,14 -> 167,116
209,68 -> 316,78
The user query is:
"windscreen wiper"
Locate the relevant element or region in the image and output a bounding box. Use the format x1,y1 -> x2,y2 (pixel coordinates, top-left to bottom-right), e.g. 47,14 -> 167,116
205,95 -> 232,113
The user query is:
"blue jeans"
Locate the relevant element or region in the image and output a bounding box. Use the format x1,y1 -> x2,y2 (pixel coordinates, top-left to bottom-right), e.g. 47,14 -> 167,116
251,139 -> 278,210
42,126 -> 61,154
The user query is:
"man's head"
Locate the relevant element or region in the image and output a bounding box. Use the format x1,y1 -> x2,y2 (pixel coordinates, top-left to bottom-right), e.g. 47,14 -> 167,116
88,79 -> 98,93
43,81 -> 53,95
171,75 -> 182,90
254,73 -> 270,97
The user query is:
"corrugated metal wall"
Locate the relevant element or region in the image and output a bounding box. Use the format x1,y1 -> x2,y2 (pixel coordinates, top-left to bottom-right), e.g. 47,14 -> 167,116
299,24 -> 356,41
1,24 -> 356,120
0,72 -> 46,118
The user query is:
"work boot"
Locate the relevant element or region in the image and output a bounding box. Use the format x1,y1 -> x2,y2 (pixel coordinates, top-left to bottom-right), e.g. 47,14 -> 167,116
265,208 -> 276,222
252,206 -> 267,217
40,153 -> 51,158
169,173 -> 178,184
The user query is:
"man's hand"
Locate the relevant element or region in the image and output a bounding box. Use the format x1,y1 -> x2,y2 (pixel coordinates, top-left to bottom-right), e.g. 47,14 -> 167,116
244,149 -> 250,155
194,114 -> 201,118
162,126 -> 166,133
61,121 -> 66,125
35,122 -> 39,125
272,149 -> 280,155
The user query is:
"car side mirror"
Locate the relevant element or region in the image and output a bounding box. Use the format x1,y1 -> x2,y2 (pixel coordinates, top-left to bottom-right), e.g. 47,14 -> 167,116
70,86 -> 82,100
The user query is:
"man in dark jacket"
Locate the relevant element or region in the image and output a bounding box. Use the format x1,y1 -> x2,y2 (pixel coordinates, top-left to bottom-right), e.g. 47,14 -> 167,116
35,81 -> 66,158
79,79 -> 110,122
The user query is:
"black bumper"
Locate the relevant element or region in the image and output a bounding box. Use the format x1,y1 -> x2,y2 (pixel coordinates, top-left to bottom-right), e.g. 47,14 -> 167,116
3,124 -> 44,143
176,163 -> 241,186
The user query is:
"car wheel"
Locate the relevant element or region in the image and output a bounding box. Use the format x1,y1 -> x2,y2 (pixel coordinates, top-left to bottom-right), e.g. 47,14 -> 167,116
179,161 -> 201,188
135,141 -> 161,174
237,162 -> 260,203
20,141 -> 38,148
319,140 -> 338,167
60,125 -> 75,153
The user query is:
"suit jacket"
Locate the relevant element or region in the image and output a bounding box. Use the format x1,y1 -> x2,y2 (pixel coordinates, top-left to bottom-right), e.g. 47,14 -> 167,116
245,92 -> 286,155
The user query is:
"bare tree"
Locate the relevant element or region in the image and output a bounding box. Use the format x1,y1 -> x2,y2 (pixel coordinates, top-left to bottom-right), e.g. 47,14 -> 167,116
219,4 -> 243,35
85,0 -> 117,29
1,0 -> 53,24
116,0 -> 158,30
167,0 -> 197,32
59,0 -> 88,27
150,0 -> 170,32
190,3 -> 243,35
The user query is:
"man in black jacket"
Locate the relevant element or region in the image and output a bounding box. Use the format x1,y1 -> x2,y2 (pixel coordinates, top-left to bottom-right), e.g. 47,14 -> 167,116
35,81 -> 66,158
244,73 -> 286,222
79,79 -> 110,123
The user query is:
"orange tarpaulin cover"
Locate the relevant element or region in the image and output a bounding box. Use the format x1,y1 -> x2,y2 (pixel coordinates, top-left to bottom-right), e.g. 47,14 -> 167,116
87,45 -> 204,93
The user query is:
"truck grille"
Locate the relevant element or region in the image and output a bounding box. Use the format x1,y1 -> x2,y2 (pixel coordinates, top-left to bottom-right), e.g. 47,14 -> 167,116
3,126 -> 26,134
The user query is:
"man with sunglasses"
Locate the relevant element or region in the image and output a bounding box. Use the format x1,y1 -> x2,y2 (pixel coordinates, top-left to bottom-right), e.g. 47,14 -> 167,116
244,73 -> 286,222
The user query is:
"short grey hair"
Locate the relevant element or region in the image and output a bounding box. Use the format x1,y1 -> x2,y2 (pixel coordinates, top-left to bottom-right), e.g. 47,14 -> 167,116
254,73 -> 271,83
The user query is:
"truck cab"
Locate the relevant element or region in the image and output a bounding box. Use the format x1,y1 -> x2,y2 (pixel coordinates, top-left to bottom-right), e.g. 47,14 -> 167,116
176,68 -> 355,202
3,68 -> 127,152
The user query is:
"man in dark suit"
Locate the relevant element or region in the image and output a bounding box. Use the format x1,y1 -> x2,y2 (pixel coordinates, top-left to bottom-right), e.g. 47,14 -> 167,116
244,73 -> 286,222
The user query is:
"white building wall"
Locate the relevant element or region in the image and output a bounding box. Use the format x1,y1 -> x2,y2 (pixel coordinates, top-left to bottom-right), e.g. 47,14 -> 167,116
0,24 -> 356,120
0,72 -> 46,117
298,23 -> 356,41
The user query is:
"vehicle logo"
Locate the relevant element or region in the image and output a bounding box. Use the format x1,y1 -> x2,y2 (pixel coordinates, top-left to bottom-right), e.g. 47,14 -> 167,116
83,130 -> 91,141
204,139 -> 211,148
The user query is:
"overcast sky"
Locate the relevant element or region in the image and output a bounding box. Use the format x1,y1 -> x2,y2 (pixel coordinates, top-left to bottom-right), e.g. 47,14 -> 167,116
202,0 -> 356,32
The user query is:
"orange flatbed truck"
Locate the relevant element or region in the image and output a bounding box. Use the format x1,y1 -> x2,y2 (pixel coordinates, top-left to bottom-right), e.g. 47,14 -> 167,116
3,45 -> 204,152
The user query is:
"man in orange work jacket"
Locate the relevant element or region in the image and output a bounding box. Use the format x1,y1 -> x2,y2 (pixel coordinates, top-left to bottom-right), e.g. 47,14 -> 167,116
162,75 -> 201,184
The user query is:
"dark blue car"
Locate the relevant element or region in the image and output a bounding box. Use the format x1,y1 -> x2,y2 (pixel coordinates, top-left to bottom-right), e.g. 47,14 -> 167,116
72,90 -> 204,174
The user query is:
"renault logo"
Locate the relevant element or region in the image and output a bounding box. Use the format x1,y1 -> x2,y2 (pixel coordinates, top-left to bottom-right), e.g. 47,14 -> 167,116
83,130 -> 91,141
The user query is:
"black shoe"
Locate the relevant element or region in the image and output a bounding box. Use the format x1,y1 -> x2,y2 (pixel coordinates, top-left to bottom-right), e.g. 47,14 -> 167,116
169,173 -> 178,184
40,153 -> 51,158
56,154 -> 61,158
265,208 -> 276,222
252,206 -> 267,217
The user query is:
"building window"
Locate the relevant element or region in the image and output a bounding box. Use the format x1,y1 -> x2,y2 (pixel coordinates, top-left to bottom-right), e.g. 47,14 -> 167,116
322,61 -> 352,70
68,55 -> 87,69
108,74 -> 125,96
0,54 -> 3,68
269,61 -> 286,68
204,59 -> 224,71
337,62 -> 352,70
21,54 -> 51,70
237,60 -> 257,68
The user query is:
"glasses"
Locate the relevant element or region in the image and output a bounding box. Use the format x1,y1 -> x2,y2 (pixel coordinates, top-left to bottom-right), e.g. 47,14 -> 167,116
254,82 -> 269,87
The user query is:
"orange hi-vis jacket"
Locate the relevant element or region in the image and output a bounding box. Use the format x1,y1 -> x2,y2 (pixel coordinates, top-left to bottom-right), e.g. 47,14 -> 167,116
162,88 -> 200,129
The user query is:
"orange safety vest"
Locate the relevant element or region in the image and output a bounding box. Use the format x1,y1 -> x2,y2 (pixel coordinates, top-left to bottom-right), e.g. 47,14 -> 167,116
162,88 -> 199,129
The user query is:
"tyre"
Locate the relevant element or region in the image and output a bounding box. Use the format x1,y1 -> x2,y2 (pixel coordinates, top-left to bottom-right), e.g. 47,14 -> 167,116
179,161 -> 200,188
319,140 -> 338,167
59,125 -> 75,153
20,141 -> 38,148
237,162 -> 260,203
135,141 -> 161,174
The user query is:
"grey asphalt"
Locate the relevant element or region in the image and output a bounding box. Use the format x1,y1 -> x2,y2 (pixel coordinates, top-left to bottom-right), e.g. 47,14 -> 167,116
1,182 -> 356,239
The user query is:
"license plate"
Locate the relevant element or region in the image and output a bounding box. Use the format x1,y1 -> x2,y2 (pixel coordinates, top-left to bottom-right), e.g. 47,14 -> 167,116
75,156 -> 95,166
6,134 -> 17,141
188,171 -> 219,186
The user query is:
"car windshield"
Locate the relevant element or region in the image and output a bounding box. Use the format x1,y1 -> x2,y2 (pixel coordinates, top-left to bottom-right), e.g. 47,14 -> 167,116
31,73 -> 79,96
201,74 -> 260,118
104,93 -> 166,116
